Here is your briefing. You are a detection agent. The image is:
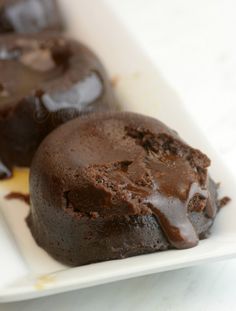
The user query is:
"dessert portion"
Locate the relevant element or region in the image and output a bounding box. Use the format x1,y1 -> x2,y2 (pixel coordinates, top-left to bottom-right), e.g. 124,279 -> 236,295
0,0 -> 63,34
0,33 -> 117,178
27,111 -> 223,266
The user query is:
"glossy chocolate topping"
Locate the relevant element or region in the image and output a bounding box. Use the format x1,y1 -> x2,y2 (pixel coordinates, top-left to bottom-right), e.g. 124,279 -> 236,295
0,36 -> 105,110
0,0 -> 63,33
0,33 -> 117,178
29,112 -> 217,251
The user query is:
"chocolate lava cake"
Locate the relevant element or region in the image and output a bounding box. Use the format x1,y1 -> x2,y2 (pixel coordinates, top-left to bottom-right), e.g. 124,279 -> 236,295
0,33 -> 116,179
27,111 -> 223,266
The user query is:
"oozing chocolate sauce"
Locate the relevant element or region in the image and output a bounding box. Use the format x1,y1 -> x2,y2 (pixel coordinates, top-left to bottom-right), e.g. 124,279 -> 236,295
142,158 -> 205,249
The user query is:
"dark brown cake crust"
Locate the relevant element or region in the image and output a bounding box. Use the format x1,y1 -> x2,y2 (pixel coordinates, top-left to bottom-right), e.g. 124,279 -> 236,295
27,112 -> 221,266
0,33 -> 116,178
27,208 -> 215,266
0,0 -> 63,33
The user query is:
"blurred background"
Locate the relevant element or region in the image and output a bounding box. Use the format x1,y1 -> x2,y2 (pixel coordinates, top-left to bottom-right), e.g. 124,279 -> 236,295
109,0 -> 236,175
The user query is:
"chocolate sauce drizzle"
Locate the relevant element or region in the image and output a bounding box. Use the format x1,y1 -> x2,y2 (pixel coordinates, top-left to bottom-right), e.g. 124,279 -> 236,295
124,128 -> 216,249
5,192 -> 30,205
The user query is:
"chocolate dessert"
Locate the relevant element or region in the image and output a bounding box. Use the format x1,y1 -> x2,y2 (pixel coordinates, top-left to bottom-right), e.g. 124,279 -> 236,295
27,111 -> 224,266
0,0 -> 63,33
0,33 -> 116,178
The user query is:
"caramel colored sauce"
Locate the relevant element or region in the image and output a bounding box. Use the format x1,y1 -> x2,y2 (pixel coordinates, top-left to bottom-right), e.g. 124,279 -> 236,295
0,167 -> 29,193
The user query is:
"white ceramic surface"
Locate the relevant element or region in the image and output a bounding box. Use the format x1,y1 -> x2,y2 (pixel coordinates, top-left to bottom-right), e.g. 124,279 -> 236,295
0,0 -> 235,304
2,258 -> 236,311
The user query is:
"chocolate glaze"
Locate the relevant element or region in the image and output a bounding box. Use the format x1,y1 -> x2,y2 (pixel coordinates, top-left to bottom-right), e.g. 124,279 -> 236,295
0,0 -> 63,33
0,33 -> 117,178
28,112 -> 223,266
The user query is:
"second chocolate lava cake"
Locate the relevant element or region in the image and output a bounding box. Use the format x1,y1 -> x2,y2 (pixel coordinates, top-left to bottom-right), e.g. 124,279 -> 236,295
0,33 -> 117,179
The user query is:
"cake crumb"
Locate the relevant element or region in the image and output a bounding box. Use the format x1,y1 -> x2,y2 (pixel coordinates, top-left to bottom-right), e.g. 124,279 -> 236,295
35,275 -> 56,291
111,75 -> 120,87
90,211 -> 99,219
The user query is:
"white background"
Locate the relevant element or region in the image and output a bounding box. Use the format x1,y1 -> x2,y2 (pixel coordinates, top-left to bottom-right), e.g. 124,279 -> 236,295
2,0 -> 236,310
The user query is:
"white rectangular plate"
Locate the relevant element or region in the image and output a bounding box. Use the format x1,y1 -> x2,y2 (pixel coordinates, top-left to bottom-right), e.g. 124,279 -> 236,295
0,0 -> 236,302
